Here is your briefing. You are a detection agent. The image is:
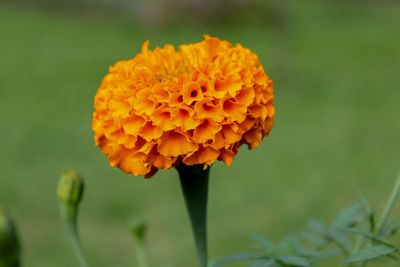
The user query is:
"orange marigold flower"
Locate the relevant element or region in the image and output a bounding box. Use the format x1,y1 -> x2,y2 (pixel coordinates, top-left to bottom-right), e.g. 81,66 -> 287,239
92,35 -> 275,178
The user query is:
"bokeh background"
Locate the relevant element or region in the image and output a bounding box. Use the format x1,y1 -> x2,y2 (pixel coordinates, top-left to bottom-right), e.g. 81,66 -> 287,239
1,0 -> 399,266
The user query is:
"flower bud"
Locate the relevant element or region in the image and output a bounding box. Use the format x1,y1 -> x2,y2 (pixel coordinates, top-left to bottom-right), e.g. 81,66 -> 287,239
0,207 -> 20,267
57,170 -> 84,206
130,217 -> 147,242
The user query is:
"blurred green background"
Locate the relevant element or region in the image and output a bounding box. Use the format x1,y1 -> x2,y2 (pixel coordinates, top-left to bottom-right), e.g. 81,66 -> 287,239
0,0 -> 399,266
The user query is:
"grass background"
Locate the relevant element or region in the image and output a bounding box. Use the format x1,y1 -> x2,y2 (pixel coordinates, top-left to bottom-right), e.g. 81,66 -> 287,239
0,0 -> 399,266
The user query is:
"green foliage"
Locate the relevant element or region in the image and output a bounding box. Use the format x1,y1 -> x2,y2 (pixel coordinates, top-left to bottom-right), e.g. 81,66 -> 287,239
215,173 -> 400,266
343,245 -> 396,264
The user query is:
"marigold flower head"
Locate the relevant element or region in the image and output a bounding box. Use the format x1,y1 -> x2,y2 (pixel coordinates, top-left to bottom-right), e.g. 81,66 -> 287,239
92,35 -> 275,178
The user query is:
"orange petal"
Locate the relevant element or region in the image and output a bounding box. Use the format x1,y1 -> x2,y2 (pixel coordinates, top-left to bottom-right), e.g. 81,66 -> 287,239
157,131 -> 199,157
144,167 -> 159,179
248,104 -> 268,120
213,73 -> 242,98
123,115 -> 146,136
183,81 -> 203,105
118,152 -> 151,176
193,119 -> 222,143
221,97 -> 247,123
196,76 -> 212,96
168,92 -> 184,106
139,121 -> 162,141
253,67 -> 268,86
183,146 -> 220,166
151,108 -> 176,131
244,128 -> 263,149
205,131 -> 225,150
147,147 -> 176,169
133,89 -> 155,116
239,116 -> 257,132
262,118 -> 275,136
236,87 -> 255,107
194,99 -> 224,122
222,123 -> 243,144
109,98 -> 130,118
219,149 -> 236,167
172,106 -> 200,131
203,36 -> 220,59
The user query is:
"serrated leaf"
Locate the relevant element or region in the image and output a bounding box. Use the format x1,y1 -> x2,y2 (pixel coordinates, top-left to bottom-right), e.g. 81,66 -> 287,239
277,255 -> 310,266
343,245 -> 396,264
380,219 -> 400,237
252,234 -> 275,253
327,229 -> 352,253
339,227 -> 396,248
332,202 -> 363,228
213,253 -> 268,267
247,259 -> 275,267
307,220 -> 327,234
310,249 -> 342,262
293,241 -> 320,257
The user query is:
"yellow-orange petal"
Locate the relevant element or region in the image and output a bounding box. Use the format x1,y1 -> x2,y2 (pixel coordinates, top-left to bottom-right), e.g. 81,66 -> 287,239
213,73 -> 242,98
193,119 -> 222,143
248,104 -> 268,120
138,121 -> 162,141
183,81 -> 204,105
151,108 -> 176,131
133,89 -> 155,116
221,97 -> 247,123
168,92 -> 184,106
172,106 -> 200,131
194,99 -> 224,122
219,149 -> 235,166
122,115 -> 146,136
157,131 -> 199,157
205,130 -> 225,150
118,152 -> 151,176
147,147 -> 176,169
204,35 -> 220,59
222,123 -> 243,144
196,76 -> 212,96
253,67 -> 268,86
244,128 -> 263,150
239,116 -> 257,132
109,98 -> 130,118
236,87 -> 255,107
183,146 -> 220,165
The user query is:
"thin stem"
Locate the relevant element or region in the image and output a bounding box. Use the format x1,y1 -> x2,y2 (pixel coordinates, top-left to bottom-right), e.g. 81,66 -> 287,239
376,172 -> 400,234
176,164 -> 210,267
60,204 -> 90,267
135,239 -> 148,267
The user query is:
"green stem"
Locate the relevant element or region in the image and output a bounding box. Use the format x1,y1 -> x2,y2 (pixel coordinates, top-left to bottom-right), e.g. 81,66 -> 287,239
376,172 -> 400,235
59,204 -> 89,267
135,239 -> 148,267
176,164 -> 210,267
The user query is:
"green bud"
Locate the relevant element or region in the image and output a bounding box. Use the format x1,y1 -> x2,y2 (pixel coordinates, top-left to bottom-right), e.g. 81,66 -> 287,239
0,207 -> 20,267
130,217 -> 147,242
57,170 -> 84,205
129,217 -> 148,267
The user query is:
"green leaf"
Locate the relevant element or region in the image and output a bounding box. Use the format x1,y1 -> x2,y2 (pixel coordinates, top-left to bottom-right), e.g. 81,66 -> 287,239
277,256 -> 310,266
310,249 -> 342,262
307,220 -> 327,234
252,234 -> 275,253
327,229 -> 352,253
380,219 -> 400,237
339,227 -> 396,248
213,253 -> 268,267
332,202 -> 363,228
292,241 -> 320,257
247,259 -> 275,267
343,245 -> 396,264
